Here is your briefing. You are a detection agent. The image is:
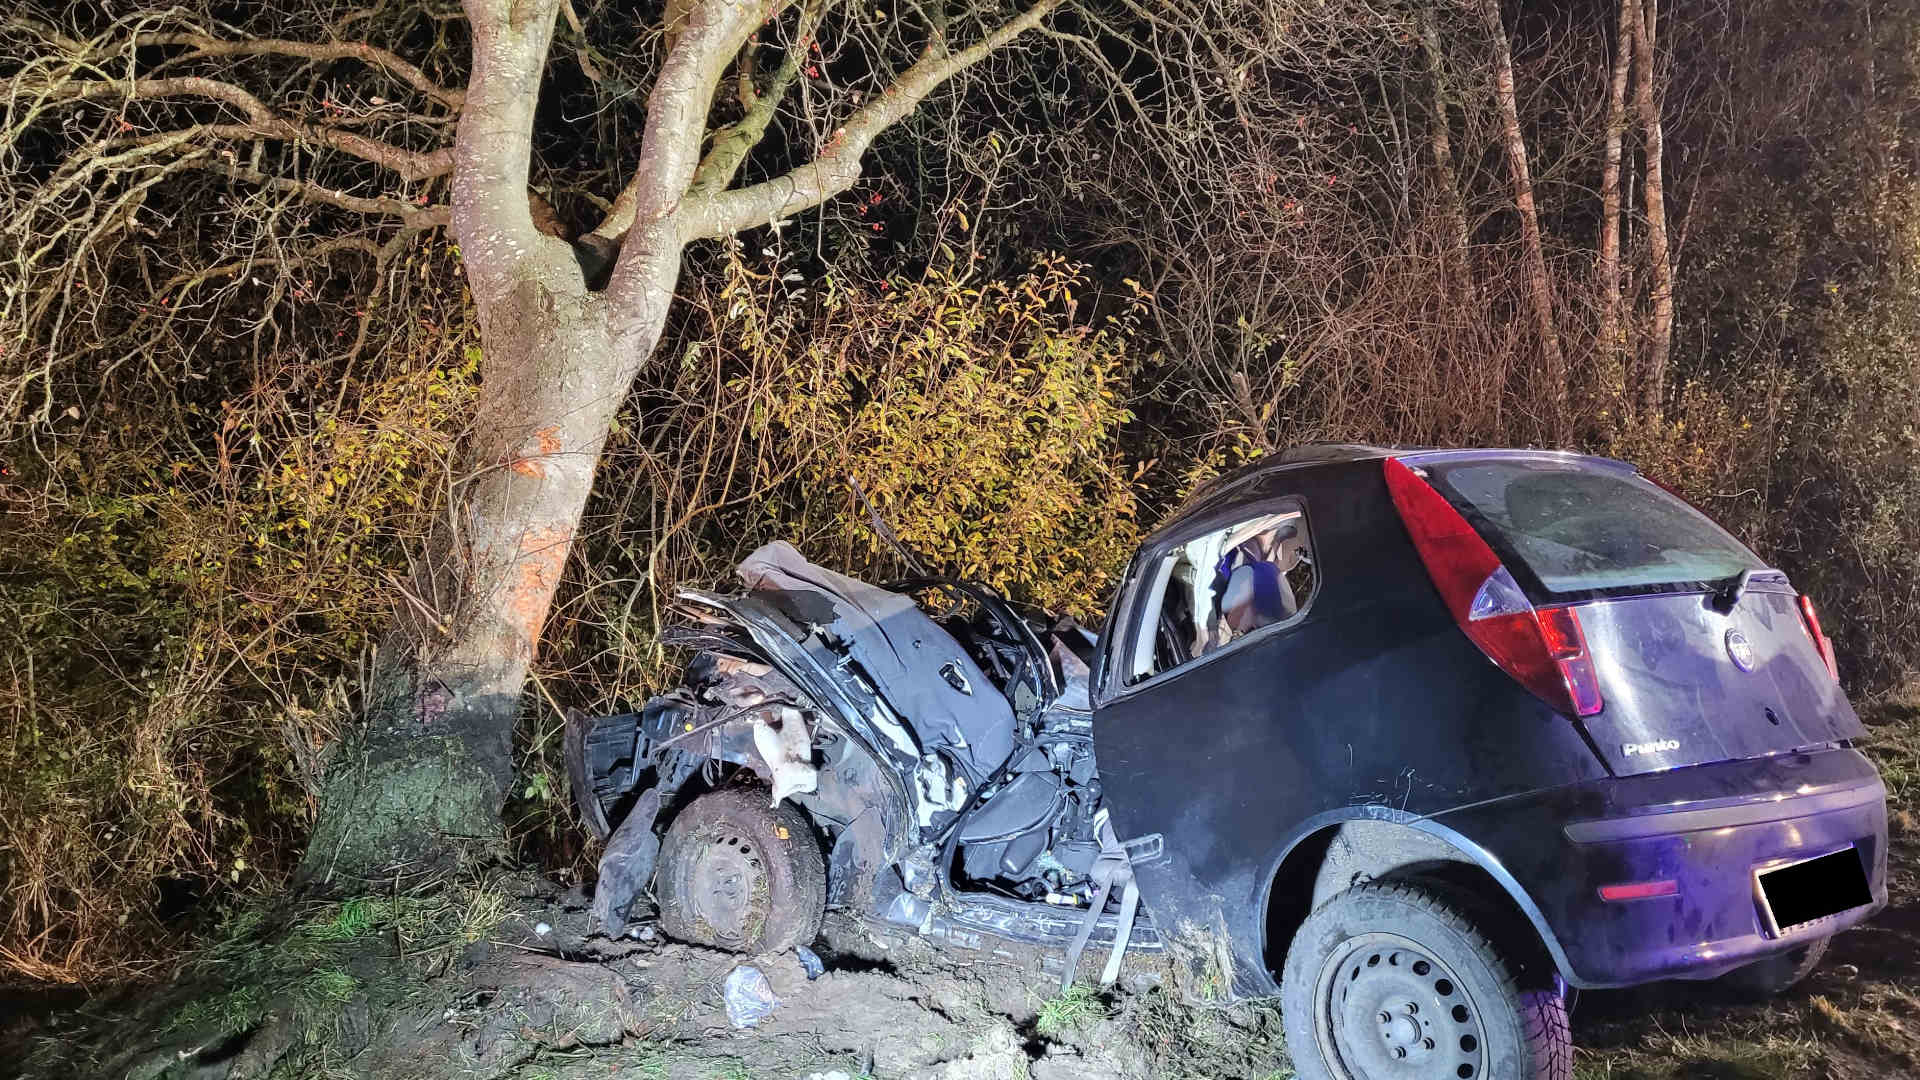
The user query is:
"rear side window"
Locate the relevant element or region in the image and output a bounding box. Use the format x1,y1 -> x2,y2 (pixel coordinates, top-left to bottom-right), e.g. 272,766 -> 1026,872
1419,458 -> 1761,600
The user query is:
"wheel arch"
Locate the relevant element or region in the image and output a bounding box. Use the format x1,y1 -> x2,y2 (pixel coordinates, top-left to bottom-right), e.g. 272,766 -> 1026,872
1258,808 -> 1577,988
662,721 -> 913,912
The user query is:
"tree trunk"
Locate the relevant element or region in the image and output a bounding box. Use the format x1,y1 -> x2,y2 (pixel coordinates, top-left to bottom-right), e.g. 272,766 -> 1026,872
1420,7 -> 1473,293
1480,0 -> 1569,443
1632,0 -> 1674,419
1596,0 -> 1635,401
299,0 -> 690,886
299,237 -> 684,886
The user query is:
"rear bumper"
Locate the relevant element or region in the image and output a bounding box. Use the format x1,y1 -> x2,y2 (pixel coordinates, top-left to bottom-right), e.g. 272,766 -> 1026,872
1437,748 -> 1888,988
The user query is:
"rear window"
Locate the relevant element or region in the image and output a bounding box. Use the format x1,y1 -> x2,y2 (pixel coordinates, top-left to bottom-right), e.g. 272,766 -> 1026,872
1419,458 -> 1762,599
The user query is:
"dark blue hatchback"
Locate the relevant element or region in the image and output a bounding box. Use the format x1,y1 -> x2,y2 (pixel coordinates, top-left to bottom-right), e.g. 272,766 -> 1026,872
1095,446 -> 1885,1080
574,444 -> 1887,1080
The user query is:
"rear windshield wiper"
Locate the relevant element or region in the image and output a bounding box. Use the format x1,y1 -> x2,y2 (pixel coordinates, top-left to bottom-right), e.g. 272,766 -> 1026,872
1711,568 -> 1754,612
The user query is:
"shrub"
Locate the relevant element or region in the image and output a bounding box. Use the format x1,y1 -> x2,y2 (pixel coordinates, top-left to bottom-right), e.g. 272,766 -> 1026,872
0,245 -> 477,981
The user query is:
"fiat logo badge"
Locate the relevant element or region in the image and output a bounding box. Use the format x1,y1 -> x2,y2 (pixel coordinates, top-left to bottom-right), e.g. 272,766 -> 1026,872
1725,629 -> 1756,672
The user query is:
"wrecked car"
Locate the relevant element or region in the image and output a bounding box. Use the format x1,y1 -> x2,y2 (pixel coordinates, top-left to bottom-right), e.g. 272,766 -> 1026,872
570,445 -> 1887,1080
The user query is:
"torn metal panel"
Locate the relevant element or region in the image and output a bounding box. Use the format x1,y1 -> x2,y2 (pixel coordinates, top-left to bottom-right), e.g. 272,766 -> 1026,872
564,706 -> 614,841
739,541 -> 1017,782
827,807 -> 890,909
589,748 -> 700,933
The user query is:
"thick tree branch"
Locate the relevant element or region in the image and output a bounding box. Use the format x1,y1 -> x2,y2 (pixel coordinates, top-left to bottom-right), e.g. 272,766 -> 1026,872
453,0 -> 577,308
681,0 -> 1067,241
589,0 -> 785,243
688,0 -> 832,196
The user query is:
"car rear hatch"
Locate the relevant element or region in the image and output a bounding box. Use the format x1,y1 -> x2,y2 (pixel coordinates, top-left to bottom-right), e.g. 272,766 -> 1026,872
1394,450 -> 1862,776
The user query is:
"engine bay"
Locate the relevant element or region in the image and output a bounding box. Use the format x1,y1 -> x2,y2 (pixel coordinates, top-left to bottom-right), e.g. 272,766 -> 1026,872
575,541 -> 1124,932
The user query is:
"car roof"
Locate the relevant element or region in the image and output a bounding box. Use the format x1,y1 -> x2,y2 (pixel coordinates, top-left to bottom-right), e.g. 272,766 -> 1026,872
1161,443 -> 1636,538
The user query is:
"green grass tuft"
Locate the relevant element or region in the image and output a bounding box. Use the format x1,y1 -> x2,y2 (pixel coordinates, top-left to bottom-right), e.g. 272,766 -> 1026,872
307,897 -> 395,942
1036,983 -> 1108,1039
169,984 -> 268,1035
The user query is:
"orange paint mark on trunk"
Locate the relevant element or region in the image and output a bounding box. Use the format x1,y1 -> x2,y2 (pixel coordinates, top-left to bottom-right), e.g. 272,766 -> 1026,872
508,427 -> 565,478
505,523 -> 572,653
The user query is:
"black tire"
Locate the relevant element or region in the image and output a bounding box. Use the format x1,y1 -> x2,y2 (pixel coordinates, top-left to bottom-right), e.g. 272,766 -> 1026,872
1280,882 -> 1572,1080
654,784 -> 826,953
1713,936 -> 1828,1001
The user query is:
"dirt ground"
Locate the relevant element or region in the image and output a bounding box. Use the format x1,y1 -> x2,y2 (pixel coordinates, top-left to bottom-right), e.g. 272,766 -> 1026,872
11,864 -> 1918,1080
11,705 -> 1920,1080
6,885 -> 1289,1080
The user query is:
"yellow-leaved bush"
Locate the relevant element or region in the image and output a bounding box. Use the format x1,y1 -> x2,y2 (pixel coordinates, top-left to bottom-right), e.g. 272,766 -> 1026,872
735,256 -> 1143,615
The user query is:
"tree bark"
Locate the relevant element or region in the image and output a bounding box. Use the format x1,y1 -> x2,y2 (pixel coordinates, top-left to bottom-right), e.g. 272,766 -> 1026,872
1596,0 -> 1634,399
1480,0 -> 1569,443
1631,0 -> 1674,419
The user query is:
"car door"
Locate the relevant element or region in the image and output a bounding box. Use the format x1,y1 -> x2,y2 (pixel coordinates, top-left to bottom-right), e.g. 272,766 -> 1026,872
1090,473 -> 1343,994
1090,458 -> 1609,995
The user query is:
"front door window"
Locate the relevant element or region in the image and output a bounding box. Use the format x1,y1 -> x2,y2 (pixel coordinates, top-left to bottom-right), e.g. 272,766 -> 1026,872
1123,502 -> 1316,685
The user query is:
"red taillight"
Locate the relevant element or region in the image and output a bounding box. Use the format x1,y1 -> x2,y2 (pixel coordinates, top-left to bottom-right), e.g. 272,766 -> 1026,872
1797,595 -> 1841,683
1598,879 -> 1679,902
1384,458 -> 1605,717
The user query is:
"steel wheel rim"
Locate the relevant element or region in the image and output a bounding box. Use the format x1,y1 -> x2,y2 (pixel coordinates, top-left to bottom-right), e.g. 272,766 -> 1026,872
1313,931 -> 1489,1079
685,827 -> 767,946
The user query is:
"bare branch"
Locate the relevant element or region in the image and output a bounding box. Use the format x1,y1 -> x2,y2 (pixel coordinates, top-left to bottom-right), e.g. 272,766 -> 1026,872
133,31 -> 465,110
193,159 -> 450,226
681,0 -> 1067,242
21,75 -> 454,181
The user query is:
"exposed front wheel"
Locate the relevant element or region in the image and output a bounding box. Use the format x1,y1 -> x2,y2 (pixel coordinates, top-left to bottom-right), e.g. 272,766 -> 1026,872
1281,883 -> 1572,1080
1714,936 -> 1828,1000
654,784 -> 826,953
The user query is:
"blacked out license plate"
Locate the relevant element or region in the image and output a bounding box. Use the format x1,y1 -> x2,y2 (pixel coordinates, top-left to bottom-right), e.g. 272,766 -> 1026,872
1755,846 -> 1872,936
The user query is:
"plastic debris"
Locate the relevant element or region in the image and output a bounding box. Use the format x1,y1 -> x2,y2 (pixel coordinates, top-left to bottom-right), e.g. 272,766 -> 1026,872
795,944 -> 825,980
533,922 -> 552,937
804,1073 -> 853,1080
723,965 -> 781,1028
752,705 -> 818,805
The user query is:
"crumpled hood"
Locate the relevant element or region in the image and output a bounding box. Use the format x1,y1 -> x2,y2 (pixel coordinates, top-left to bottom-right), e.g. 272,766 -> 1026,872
738,541 -> 1016,780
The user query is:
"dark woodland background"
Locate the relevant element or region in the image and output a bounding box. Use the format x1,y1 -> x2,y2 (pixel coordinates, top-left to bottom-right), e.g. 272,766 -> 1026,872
2,0 -> 1917,986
